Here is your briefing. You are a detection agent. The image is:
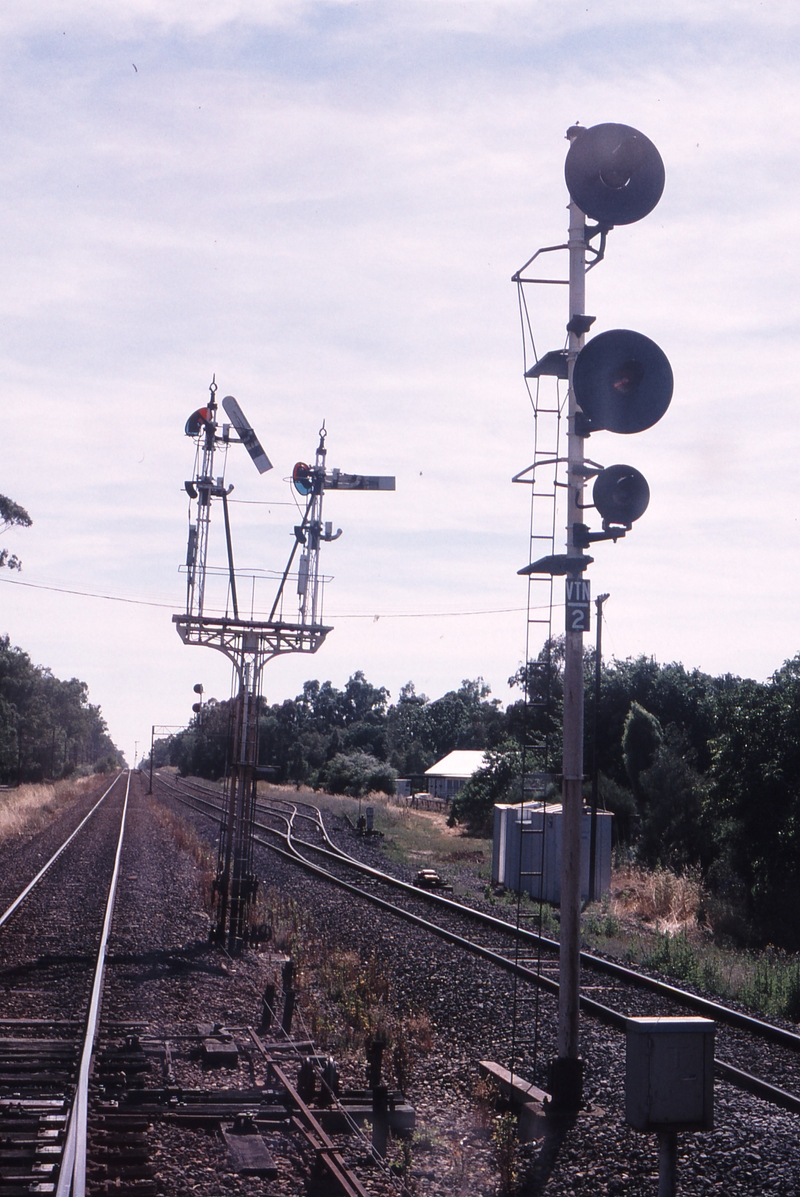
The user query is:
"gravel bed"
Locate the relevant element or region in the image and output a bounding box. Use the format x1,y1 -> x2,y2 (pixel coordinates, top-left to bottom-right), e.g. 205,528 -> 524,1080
0,777 -> 128,1023
148,778 -> 800,1194
0,772 -> 123,915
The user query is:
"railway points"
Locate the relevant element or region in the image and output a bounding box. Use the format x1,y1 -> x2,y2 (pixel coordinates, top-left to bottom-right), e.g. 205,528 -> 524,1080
1,765 -> 799,1191
143,771 -> 800,1191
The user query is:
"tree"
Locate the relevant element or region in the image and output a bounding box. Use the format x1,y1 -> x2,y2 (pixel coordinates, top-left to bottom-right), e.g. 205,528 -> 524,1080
0,494 -> 31,571
448,741 -> 524,837
636,733 -> 708,869
385,682 -> 434,776
707,661 -> 800,945
507,638 -> 566,772
622,702 -> 663,802
592,656 -> 722,784
0,636 -> 123,781
320,752 -> 397,797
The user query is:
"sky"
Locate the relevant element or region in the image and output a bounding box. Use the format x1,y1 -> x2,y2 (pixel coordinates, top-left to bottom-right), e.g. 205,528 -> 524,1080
0,0 -> 799,764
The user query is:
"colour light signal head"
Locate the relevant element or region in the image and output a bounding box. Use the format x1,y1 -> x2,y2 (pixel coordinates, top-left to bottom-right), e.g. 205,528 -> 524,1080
565,123 -> 665,226
593,464 -> 650,528
573,329 -> 673,434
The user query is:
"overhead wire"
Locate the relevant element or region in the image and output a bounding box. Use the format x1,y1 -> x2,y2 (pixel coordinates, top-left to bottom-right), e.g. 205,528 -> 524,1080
0,574 -> 568,618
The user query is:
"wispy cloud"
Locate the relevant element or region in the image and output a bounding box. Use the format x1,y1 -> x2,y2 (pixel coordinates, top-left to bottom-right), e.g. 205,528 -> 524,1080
0,2 -> 797,755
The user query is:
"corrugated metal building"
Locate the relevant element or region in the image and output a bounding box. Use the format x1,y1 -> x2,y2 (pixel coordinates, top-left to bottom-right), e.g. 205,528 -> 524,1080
492,802 -> 613,904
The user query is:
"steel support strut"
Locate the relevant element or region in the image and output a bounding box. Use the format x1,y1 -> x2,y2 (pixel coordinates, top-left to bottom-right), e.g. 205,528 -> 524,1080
213,680 -> 259,950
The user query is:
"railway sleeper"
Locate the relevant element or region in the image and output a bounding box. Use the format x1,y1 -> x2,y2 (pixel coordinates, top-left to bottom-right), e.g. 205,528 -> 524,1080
92,1146 -> 151,1166
88,1162 -> 156,1181
0,1118 -> 66,1192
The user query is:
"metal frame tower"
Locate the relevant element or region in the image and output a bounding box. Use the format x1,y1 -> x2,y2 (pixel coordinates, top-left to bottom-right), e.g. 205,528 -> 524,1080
173,380 -> 394,950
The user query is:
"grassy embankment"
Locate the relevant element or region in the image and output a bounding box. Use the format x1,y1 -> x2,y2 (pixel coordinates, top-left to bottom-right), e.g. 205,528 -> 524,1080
0,775 -> 107,845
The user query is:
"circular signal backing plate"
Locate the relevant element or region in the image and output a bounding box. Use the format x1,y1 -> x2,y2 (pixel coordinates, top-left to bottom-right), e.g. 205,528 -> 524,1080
573,329 -> 673,434
565,123 -> 665,225
593,464 -> 650,525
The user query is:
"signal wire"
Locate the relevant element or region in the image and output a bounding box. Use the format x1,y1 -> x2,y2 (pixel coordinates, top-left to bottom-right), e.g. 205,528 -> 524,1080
0,574 -> 562,619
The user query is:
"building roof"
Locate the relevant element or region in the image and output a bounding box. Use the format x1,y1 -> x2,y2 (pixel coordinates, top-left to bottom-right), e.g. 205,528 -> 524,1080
424,750 -> 488,779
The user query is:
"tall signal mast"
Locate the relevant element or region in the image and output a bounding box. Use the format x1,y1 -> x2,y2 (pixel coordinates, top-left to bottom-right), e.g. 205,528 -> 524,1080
173,378 -> 394,949
514,124 -> 670,1112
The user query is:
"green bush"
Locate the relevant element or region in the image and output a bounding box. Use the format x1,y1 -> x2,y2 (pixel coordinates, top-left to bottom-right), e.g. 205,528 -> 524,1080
642,931 -> 702,986
320,752 -> 397,797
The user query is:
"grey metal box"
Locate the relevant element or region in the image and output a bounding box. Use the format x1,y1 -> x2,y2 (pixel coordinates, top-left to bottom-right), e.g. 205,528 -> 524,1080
492,802 -> 612,903
625,1017 -> 715,1132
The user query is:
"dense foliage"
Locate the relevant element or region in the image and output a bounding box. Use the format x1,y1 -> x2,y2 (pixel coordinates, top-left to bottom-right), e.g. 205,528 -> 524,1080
0,493 -> 32,571
156,673 -> 506,797
153,647 -> 800,949
0,635 -> 124,781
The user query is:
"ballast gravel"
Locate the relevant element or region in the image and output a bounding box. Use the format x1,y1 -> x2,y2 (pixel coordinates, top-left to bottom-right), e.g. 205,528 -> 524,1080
102,778 -> 800,1194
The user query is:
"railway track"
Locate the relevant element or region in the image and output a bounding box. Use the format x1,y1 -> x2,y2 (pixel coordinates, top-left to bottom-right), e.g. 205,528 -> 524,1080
154,772 -> 800,1120
1,771 -> 416,1197
0,770 -> 133,1196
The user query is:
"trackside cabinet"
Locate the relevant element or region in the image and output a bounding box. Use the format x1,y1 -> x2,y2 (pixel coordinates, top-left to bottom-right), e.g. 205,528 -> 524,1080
625,1017 -> 715,1132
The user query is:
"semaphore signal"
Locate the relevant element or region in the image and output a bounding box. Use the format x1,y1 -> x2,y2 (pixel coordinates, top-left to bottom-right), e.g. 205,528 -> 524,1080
173,377 -> 394,950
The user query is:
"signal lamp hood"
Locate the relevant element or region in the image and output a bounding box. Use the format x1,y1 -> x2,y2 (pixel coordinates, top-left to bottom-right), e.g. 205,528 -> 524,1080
565,123 -> 665,226
293,462 -> 313,496
185,407 -> 211,437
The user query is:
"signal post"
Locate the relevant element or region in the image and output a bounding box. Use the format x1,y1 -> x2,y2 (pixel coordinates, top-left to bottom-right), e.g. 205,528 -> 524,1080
518,124 -> 671,1112
554,182 -> 590,1103
175,387 -> 394,950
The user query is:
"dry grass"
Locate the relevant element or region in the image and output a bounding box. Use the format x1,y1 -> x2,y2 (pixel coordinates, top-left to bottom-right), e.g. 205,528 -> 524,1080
254,886 -> 435,1089
610,863 -> 703,935
0,775 -> 105,844
147,798 -> 217,911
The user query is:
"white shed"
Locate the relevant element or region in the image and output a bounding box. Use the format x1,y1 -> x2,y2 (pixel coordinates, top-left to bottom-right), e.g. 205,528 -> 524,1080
424,750 -> 487,801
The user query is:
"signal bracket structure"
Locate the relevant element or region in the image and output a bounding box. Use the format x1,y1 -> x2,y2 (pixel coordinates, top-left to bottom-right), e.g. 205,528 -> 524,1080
172,379 -> 394,951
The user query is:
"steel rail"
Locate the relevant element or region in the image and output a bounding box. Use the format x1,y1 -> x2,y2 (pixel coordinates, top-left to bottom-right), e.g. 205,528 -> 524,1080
160,777 -> 800,1052
0,771 -> 125,930
248,829 -> 800,1116
156,777 -> 800,1113
253,794 -> 800,1053
248,1031 -> 377,1197
56,769 -> 132,1197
